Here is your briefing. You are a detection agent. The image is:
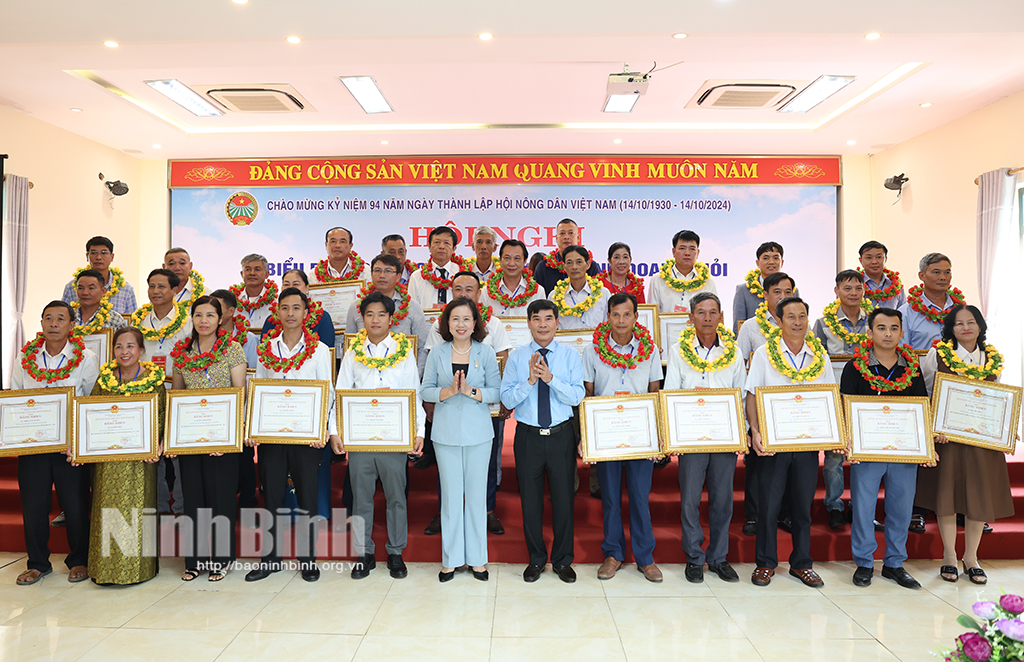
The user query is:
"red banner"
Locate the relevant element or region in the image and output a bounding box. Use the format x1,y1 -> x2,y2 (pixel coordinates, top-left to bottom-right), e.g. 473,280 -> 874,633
169,155 -> 842,188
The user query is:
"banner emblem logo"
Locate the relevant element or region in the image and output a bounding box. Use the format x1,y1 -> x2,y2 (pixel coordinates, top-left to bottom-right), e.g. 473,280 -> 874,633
226,192 -> 258,226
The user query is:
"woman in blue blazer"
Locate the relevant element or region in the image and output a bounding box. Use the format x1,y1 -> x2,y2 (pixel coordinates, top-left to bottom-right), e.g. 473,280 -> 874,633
421,297 -> 502,582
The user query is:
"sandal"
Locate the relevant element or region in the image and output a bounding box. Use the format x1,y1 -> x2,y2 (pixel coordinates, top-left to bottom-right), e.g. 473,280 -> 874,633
939,565 -> 959,583
208,569 -> 226,582
67,566 -> 89,583
909,515 -> 926,534
181,568 -> 201,581
16,568 -> 51,586
962,561 -> 987,585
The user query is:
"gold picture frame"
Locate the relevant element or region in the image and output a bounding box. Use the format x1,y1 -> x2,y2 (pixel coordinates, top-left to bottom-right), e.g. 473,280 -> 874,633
499,317 -> 532,349
658,313 -> 690,364
72,392 -> 160,463
554,328 -> 594,357
658,388 -> 747,454
830,354 -> 855,381
335,389 -> 416,452
755,383 -> 845,453
490,355 -> 507,417
579,393 -> 663,462
931,372 -> 1022,453
246,378 -> 330,444
307,280 -> 365,331
164,387 -> 245,455
0,387 -> 75,457
637,304 -> 660,351
843,394 -> 935,463
82,328 -> 113,367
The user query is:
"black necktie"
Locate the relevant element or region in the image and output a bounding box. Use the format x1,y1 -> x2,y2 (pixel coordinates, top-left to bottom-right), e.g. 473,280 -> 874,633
537,347 -> 551,428
438,267 -> 448,304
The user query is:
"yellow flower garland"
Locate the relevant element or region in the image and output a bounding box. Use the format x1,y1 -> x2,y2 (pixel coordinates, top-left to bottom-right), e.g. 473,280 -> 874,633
551,275 -> 604,318
678,324 -> 738,373
745,269 -> 764,298
658,260 -> 711,292
130,302 -> 190,341
754,301 -> 780,340
820,298 -> 874,345
464,255 -> 500,272
935,339 -> 1004,380
765,333 -> 828,382
351,329 -> 412,370
97,360 -> 165,395
71,297 -> 113,334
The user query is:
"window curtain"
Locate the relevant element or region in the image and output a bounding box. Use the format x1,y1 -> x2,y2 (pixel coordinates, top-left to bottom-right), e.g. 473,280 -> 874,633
2,174 -> 29,387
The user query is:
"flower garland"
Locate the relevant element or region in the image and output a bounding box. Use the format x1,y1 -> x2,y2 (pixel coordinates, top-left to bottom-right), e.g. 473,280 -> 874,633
657,260 -> 711,293
464,255 -> 500,273
753,301 -> 780,340
170,328 -> 231,373
418,255 -> 466,290
180,271 -> 205,308
935,339 -> 1004,380
313,251 -> 365,283
542,248 -> 593,273
745,269 -> 765,298
229,279 -> 279,313
403,259 -> 419,277
351,329 -> 413,370
477,302 -> 493,324
256,325 -> 319,373
766,333 -> 828,382
71,297 -> 113,335
228,314 -> 249,344
591,322 -> 654,369
851,340 -> 920,392
20,333 -> 86,384
857,267 -> 902,303
551,275 -> 604,318
598,270 -> 645,299
265,299 -> 325,334
356,282 -> 411,326
821,298 -> 874,345
486,268 -> 539,308
906,284 -> 966,324
71,265 -> 125,303
130,302 -> 190,341
97,360 -> 165,395
678,324 -> 738,373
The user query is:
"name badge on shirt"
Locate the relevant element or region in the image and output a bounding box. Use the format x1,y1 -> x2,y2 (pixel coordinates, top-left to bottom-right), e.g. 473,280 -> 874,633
674,305 -> 689,313
152,355 -> 167,369
615,391 -> 630,396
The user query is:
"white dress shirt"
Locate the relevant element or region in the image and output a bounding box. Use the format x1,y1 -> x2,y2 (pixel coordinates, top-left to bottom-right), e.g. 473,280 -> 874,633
479,275 -> 546,317
583,335 -> 663,396
307,258 -> 368,284
11,340 -> 100,396
237,285 -> 274,330
255,335 -> 335,436
920,344 -> 995,396
737,309 -> 778,365
547,280 -> 611,330
424,314 -> 513,353
469,257 -> 498,281
744,336 -> 836,395
137,306 -> 193,376
647,264 -> 719,314
335,333 -> 425,437
407,260 -> 457,310
664,334 -> 746,390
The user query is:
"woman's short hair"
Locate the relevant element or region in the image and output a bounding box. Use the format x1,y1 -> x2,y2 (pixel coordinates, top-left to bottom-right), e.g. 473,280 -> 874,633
282,269 -> 309,286
438,297 -> 488,343
112,327 -> 146,355
941,304 -> 987,350
607,242 -> 631,261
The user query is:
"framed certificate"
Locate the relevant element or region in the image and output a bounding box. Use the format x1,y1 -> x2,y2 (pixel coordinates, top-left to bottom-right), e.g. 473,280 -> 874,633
72,393 -> 159,463
755,384 -> 845,453
659,388 -> 747,454
246,379 -> 330,444
579,393 -> 662,462
499,317 -> 531,349
329,347 -> 337,384
165,388 -> 244,455
308,281 -> 364,331
490,356 -> 507,417
844,395 -> 935,463
659,313 -> 690,362
637,304 -> 660,351
932,373 -> 1021,453
82,329 -> 112,367
342,333 -> 418,359
554,328 -> 594,356
0,387 -> 74,457
830,354 -> 855,381
335,389 -> 416,452
423,309 -> 442,327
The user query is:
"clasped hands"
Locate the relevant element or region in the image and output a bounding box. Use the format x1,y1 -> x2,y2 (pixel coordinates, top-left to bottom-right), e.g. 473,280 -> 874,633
440,370 -> 479,401
527,352 -> 552,386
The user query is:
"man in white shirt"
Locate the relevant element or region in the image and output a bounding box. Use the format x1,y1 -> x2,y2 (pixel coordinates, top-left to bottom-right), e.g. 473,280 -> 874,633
663,292 -> 745,584
744,296 -> 835,589
467,226 -> 499,280
481,239 -> 548,317
381,234 -> 417,285
647,230 -> 718,315
733,241 -> 786,333
310,226 -> 368,283
12,301 -> 100,586
547,245 -> 610,330
332,292 -> 424,580
407,226 -> 461,310
231,253 -> 276,330
163,247 -> 203,307
737,272 -> 794,366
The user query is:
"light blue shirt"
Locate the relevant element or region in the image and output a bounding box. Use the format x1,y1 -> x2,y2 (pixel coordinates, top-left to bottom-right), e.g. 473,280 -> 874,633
864,274 -> 906,309
897,293 -> 953,350
501,339 -> 585,427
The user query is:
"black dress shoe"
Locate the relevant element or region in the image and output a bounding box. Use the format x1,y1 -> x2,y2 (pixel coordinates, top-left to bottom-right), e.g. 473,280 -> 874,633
777,517 -> 793,533
742,520 -> 757,536
685,563 -> 704,583
387,554 -> 407,579
301,565 -> 321,582
351,554 -> 376,579
424,513 -> 441,535
438,569 -> 455,583
590,488 -> 602,500
245,564 -> 280,582
983,522 -> 993,534
707,562 -> 739,583
486,511 -> 505,535
552,564 -> 576,583
413,454 -> 436,470
472,569 -> 489,581
523,564 -> 544,582
653,456 -> 670,469
874,519 -> 885,532
881,565 -> 921,589
828,509 -> 847,530
852,566 -> 873,586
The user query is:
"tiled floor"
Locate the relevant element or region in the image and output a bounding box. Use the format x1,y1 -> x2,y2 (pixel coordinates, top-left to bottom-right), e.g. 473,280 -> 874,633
1,551 -> 1022,661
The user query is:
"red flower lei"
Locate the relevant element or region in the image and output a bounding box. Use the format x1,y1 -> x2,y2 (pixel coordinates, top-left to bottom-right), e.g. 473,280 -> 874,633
265,300 -> 325,334
543,248 -> 593,273
228,314 -> 248,344
418,255 -> 466,290
313,252 -> 365,283
857,267 -> 903,303
478,302 -> 492,324
403,259 -> 419,278
851,340 -> 920,392
171,328 -> 231,372
597,270 -> 645,298
906,284 -> 965,324
20,333 -> 86,384
356,282 -> 411,326
229,280 -> 279,313
591,322 -> 654,370
485,268 -> 539,308
257,325 -> 318,373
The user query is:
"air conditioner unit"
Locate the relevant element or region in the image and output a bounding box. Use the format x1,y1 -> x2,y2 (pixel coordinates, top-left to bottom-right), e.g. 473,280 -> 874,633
685,80 -> 804,109
192,84 -> 314,113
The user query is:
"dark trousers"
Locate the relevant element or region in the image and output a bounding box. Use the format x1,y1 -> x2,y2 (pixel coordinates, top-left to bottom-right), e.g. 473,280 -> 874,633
754,451 -> 817,569
514,422 -> 575,567
18,453 -> 90,573
258,444 -> 321,567
179,454 -> 239,570
437,417 -> 502,511
237,445 -> 258,508
744,451 -> 791,523
597,459 -> 655,566
341,458 -> 410,514
680,453 -> 736,566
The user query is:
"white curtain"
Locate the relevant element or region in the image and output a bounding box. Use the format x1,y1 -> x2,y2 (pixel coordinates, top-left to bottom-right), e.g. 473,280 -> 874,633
2,174 -> 30,387
977,168 -> 1016,316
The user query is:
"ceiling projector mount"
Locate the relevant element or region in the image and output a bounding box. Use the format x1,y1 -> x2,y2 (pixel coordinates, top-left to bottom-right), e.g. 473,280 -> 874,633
604,63 -> 652,113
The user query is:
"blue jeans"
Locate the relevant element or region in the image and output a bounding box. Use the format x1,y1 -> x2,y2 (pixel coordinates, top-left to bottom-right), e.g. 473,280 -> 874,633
850,462 -> 916,568
823,450 -> 846,512
596,459 -> 655,566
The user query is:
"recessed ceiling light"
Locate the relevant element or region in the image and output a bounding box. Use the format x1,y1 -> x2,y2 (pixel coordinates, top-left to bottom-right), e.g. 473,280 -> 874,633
672,33 -> 688,39
339,76 -> 393,114
152,144 -> 162,149
145,79 -> 225,117
103,40 -> 119,48
287,36 -> 301,44
232,0 -> 248,4
864,32 -> 881,40
778,75 -> 856,113
846,139 -> 857,145
380,140 -> 389,145
920,102 -> 933,108
478,33 -> 493,41
69,107 -> 82,112
613,139 -> 622,144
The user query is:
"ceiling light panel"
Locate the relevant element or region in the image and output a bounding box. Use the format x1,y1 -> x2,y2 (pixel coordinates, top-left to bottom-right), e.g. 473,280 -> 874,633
145,79 -> 224,116
339,76 -> 393,113
778,75 -> 856,113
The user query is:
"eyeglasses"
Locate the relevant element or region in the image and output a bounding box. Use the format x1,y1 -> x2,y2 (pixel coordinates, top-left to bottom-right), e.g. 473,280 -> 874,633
88,250 -> 112,257
371,268 -> 397,275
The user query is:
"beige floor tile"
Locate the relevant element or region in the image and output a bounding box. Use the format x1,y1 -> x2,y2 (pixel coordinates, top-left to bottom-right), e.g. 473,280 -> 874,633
0,625 -> 114,662
495,563 -> 607,597
246,586 -> 386,635
0,581 -> 77,626
752,638 -> 899,662
368,593 -> 494,637
0,554 -> 27,568
718,595 -> 871,639
599,563 -> 715,597
122,588 -> 274,632
828,594 -> 966,642
491,636 -> 625,662
385,562 -> 496,596
608,597 -> 746,639
354,635 -> 491,662
620,637 -> 764,662
217,632 -> 362,662
876,637 -> 954,662
492,597 -> 615,638
77,628 -> 235,662
7,580 -> 178,628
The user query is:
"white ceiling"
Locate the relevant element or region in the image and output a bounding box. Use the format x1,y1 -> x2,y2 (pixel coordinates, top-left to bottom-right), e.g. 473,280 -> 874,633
2,0 -> 1024,160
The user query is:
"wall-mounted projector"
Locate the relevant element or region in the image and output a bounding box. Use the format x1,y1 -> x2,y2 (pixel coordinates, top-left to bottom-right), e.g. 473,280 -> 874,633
606,72 -> 650,96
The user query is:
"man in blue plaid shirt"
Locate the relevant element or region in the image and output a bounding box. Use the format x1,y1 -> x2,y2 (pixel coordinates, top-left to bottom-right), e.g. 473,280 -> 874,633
60,235 -> 137,315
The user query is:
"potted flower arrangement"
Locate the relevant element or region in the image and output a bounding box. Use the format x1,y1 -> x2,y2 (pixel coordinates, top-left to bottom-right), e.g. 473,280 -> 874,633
941,593 -> 1024,661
